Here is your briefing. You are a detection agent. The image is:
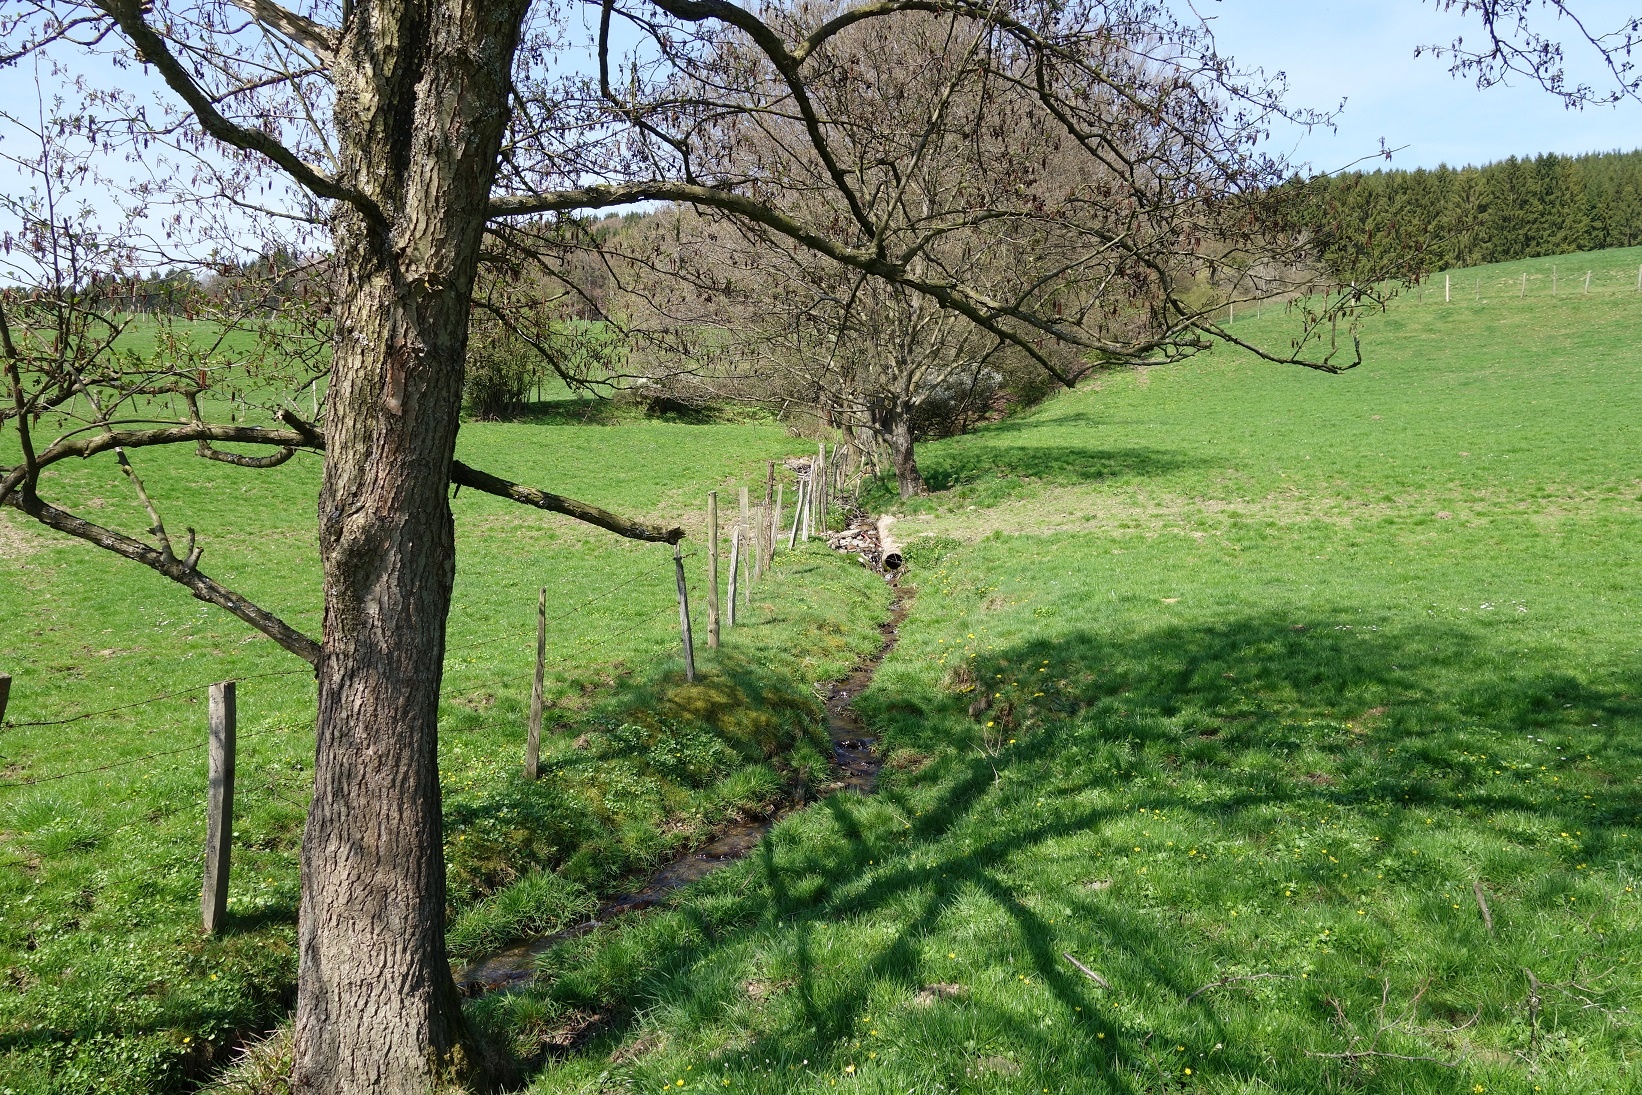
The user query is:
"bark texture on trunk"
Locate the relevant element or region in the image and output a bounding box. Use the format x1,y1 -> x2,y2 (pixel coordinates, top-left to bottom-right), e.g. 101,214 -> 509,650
888,403 -> 928,499
295,3 -> 528,1092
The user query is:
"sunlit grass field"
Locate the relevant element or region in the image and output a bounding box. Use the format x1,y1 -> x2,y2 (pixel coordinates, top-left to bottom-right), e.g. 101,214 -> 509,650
489,249 -> 1642,1093
4,244 -> 1641,1093
1,401 -> 888,1092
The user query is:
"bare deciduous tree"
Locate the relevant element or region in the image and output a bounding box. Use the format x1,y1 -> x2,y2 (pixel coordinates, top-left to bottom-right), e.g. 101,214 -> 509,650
1426,0 -> 1641,106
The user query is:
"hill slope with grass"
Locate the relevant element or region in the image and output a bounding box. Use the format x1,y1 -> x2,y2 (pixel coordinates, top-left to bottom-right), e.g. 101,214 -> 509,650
476,247 -> 1642,1094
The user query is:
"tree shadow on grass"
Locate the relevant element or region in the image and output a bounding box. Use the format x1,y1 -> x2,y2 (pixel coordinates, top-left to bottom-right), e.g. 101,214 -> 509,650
919,444 -> 1197,494
479,610 -> 1642,1090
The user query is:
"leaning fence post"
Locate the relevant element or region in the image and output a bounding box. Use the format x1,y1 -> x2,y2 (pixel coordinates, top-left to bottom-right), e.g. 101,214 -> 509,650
0,672 -> 10,727
725,528 -> 738,623
707,491 -> 721,650
815,443 -> 828,532
761,462 -> 776,575
674,543 -> 695,682
772,482 -> 784,561
525,587 -> 546,780
788,478 -> 804,549
738,485 -> 750,582
800,474 -> 812,541
742,520 -> 752,609
202,680 -> 236,935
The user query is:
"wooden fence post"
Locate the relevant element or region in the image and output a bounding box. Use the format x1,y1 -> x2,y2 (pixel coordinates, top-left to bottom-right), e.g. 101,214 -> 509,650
815,444 -> 827,533
788,478 -> 804,549
674,543 -> 695,682
0,672 -> 10,727
772,482 -> 784,561
707,491 -> 720,649
525,587 -> 546,780
1521,272 -> 1527,297
1584,271 -> 1591,294
800,474 -> 812,541
738,486 -> 750,582
1444,273 -> 1450,303
202,680 -> 236,935
761,462 -> 776,575
726,528 -> 741,626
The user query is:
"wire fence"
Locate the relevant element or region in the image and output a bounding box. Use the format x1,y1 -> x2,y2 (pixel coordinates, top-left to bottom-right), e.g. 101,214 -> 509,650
0,452 -> 871,950
1223,260 -> 1642,324
0,454 -> 853,894
0,495 -> 800,790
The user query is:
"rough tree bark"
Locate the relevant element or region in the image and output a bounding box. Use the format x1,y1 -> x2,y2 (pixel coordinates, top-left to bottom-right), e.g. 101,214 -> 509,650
295,2 -> 529,1090
886,401 -> 927,499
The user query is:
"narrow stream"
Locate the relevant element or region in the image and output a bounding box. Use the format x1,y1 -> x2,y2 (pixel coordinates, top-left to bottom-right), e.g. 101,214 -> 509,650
455,585 -> 911,996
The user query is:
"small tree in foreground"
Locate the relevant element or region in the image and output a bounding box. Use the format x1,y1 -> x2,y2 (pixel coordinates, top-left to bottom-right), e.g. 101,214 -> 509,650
3,2 -> 1362,1091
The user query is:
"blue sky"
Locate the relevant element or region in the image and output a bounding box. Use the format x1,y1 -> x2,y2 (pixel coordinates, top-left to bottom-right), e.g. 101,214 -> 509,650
1201,1 -> 1641,173
1,0 -> 1638,210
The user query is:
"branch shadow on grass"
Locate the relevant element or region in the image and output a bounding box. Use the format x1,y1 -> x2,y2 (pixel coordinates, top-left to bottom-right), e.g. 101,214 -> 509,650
918,443 -> 1198,494
473,609 -> 1642,1089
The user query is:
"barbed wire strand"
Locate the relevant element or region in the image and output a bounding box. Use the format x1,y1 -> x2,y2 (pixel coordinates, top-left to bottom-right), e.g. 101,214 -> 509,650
2,667 -> 314,730
442,564 -> 662,659
4,556 -> 706,785
0,742 -> 203,790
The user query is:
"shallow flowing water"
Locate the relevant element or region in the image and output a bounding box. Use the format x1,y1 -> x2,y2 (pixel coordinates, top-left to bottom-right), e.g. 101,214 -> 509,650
455,585 -> 910,996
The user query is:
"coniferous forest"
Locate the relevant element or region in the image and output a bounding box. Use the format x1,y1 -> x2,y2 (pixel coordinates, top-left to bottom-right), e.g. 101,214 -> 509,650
1298,148 -> 1642,280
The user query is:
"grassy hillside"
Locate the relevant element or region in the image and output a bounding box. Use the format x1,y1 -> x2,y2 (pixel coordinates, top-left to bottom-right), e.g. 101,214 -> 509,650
482,248 -> 1642,1094
0,410 -> 890,1092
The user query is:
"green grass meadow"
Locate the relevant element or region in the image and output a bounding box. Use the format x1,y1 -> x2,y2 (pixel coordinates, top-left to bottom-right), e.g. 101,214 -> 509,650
1,407 -> 888,1092
481,251 -> 1642,1094
3,246 -> 1641,1092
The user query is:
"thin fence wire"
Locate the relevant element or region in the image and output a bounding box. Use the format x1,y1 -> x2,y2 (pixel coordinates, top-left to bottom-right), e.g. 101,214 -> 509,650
441,565 -> 660,660
0,742 -> 201,790
2,667 -> 313,730
2,531 -> 729,797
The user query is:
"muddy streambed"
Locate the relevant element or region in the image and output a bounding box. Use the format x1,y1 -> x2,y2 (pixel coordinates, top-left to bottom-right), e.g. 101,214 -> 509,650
455,588 -> 910,996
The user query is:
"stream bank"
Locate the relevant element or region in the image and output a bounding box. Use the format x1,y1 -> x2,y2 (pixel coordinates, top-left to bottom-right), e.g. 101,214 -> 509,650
455,584 -> 911,996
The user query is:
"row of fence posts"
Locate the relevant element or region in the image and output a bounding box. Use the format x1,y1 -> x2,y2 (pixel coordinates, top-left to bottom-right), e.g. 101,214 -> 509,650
523,440 -> 851,768
0,441 -> 859,936
1227,265 -> 1642,322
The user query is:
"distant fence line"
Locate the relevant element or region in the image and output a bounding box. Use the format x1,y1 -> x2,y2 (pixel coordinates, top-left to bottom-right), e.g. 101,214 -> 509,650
1225,261 -> 1642,323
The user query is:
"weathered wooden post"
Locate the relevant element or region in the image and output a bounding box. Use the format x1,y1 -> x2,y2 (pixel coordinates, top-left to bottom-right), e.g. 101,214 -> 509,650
788,478 -> 804,549
202,680 -> 236,935
726,528 -> 741,627
707,491 -> 721,649
525,586 -> 546,780
742,519 -> 752,609
674,543 -> 695,682
761,462 -> 776,575
800,472 -> 812,541
815,443 -> 827,532
0,672 -> 10,727
772,483 -> 784,560
738,486 -> 750,582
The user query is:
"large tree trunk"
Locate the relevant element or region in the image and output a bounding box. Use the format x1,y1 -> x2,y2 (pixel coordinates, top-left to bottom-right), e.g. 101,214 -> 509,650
887,402 -> 927,499
294,4 -> 527,1092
